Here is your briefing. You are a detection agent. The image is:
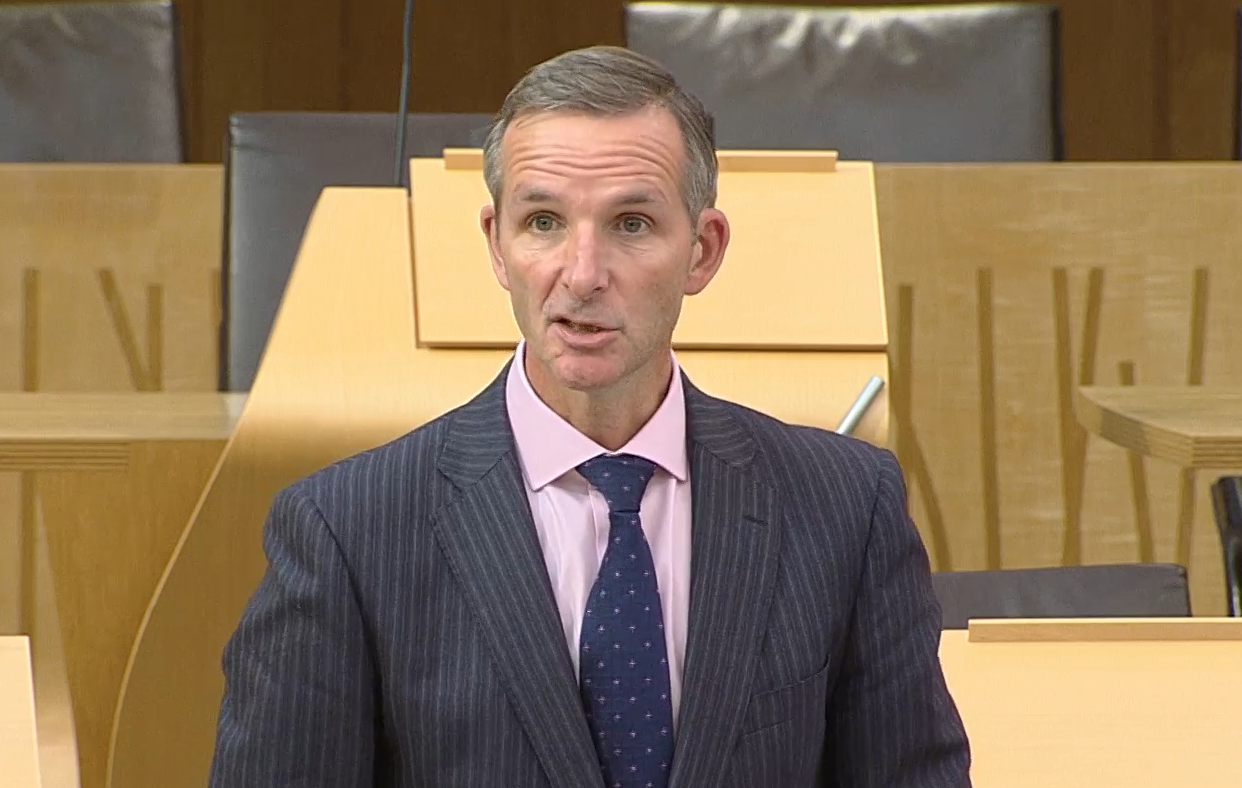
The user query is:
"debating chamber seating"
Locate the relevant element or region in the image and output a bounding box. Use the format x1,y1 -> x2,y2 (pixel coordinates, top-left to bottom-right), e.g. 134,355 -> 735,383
3,1 -> 1242,787
623,2 -> 1062,160
221,112 -> 492,391
0,1 -> 183,162
930,564 -> 1192,629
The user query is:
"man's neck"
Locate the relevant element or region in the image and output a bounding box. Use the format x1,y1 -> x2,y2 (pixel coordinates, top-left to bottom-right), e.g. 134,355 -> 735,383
525,354 -> 673,452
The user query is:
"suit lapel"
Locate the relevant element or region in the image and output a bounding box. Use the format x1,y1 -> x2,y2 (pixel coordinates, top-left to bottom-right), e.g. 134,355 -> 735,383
431,369 -> 604,788
670,382 -> 783,788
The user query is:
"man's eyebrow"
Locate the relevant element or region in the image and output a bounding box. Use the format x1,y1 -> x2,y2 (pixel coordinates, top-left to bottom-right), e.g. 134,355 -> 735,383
613,191 -> 665,207
514,187 -> 557,204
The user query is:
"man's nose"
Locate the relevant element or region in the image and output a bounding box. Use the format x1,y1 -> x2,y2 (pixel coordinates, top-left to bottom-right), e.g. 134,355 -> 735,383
563,223 -> 607,298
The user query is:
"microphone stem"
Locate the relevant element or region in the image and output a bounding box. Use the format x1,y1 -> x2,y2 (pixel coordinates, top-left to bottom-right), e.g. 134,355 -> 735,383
393,0 -> 416,185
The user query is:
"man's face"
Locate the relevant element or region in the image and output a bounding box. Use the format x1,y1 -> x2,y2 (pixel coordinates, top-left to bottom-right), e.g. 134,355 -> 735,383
480,106 -> 728,401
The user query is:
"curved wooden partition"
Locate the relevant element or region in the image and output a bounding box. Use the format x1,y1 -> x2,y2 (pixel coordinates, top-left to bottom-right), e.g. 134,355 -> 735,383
108,152 -> 889,788
105,188 -> 511,787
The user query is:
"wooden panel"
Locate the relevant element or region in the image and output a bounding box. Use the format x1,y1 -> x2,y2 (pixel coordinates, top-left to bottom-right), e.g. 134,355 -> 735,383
1077,386 -> 1242,468
167,0 -> 206,163
1057,0 -> 1161,159
0,394 -> 244,444
28,500 -> 80,788
38,443 -> 224,788
266,0 -> 346,110
0,163 -> 223,667
0,392 -> 238,788
0,637 -> 42,788
410,0 -> 516,112
505,0 -> 626,78
939,625 -> 1242,786
0,165 -> 223,393
876,163 -> 1242,614
1166,0 -> 1240,160
0,477 -> 18,632
679,162 -> 885,347
341,0 -> 620,114
967,616 -> 1242,642
107,188 -> 479,788
410,155 -> 887,349
341,0 -> 404,111
197,0 -> 269,161
0,166 -> 224,785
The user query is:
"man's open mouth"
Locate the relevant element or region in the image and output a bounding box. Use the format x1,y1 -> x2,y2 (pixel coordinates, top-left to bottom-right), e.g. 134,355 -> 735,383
559,319 -> 609,334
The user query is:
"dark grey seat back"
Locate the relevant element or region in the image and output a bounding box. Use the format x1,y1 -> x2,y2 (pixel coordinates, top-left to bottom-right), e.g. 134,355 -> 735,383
0,1 -> 183,162
931,564 -> 1191,629
221,112 -> 492,391
624,2 -> 1061,161
1211,477 -> 1242,615
1235,9 -> 1242,159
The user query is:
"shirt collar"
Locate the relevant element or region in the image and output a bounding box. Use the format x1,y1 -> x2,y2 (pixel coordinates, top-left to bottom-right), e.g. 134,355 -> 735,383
505,340 -> 689,490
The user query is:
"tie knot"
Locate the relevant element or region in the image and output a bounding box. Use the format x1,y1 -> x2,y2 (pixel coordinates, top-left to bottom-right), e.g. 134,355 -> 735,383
576,454 -> 656,514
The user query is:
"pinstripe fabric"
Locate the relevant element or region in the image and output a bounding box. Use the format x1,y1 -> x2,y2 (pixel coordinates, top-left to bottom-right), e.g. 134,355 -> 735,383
209,365 -> 971,788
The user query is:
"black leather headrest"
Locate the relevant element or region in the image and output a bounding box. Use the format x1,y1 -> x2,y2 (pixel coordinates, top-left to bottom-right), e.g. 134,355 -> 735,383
221,112 -> 492,391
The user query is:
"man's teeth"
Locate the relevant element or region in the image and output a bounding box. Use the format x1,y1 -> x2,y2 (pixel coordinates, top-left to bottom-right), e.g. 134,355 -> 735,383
566,321 -> 602,333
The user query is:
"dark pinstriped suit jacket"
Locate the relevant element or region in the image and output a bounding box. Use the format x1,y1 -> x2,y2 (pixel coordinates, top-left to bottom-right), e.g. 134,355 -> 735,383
209,367 -> 971,788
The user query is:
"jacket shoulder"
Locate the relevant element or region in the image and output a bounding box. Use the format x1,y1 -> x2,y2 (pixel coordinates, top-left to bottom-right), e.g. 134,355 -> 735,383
702,395 -> 904,529
277,404 -> 463,522
714,396 -> 892,479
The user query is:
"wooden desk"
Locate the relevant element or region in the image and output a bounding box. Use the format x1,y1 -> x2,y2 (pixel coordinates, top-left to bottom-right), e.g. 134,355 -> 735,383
0,393 -> 243,788
0,393 -> 244,470
1077,386 -> 1242,616
1076,386 -> 1242,468
0,636 -> 42,787
941,618 -> 1242,787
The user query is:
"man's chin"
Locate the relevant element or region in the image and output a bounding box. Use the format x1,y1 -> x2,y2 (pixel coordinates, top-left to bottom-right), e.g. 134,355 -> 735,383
550,359 -> 624,393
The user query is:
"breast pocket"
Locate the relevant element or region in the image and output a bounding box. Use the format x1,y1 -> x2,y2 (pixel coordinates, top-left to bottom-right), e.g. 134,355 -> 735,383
726,662 -> 833,788
740,660 -> 833,736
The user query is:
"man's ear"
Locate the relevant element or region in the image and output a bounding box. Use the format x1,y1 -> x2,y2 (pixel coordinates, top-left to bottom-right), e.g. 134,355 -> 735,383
685,207 -> 730,296
480,204 -> 510,291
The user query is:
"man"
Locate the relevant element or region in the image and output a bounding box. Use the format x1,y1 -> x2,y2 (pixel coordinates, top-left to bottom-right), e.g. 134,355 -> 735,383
209,45 -> 970,788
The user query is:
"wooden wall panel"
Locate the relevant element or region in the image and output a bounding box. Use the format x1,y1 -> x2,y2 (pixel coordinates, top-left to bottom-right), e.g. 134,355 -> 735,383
1166,0 -> 1240,160
875,163 -> 1242,615
1057,0 -> 1160,159
170,0 -> 205,163
39,441 -> 226,788
342,0 -> 405,111
0,166 -> 223,394
265,0 -> 346,111
197,0 -> 269,161
0,163 -> 222,675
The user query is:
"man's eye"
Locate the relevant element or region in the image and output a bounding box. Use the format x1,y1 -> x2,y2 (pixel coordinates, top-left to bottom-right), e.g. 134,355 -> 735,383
528,214 -> 558,232
619,216 -> 649,234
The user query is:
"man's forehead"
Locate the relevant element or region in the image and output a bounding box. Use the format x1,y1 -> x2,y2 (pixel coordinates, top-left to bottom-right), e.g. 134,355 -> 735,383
511,183 -> 669,206
499,111 -> 684,200
502,109 -> 682,164
507,104 -> 679,136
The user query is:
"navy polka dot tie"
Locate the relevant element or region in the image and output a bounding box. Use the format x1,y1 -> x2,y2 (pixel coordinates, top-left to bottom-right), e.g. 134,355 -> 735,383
576,454 -> 675,788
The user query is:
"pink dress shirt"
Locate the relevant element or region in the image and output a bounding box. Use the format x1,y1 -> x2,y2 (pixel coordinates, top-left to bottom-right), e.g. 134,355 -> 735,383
505,342 -> 692,725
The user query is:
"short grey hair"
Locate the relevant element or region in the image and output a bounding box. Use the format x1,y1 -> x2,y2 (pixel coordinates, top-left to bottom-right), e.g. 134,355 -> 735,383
482,45 -> 718,220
